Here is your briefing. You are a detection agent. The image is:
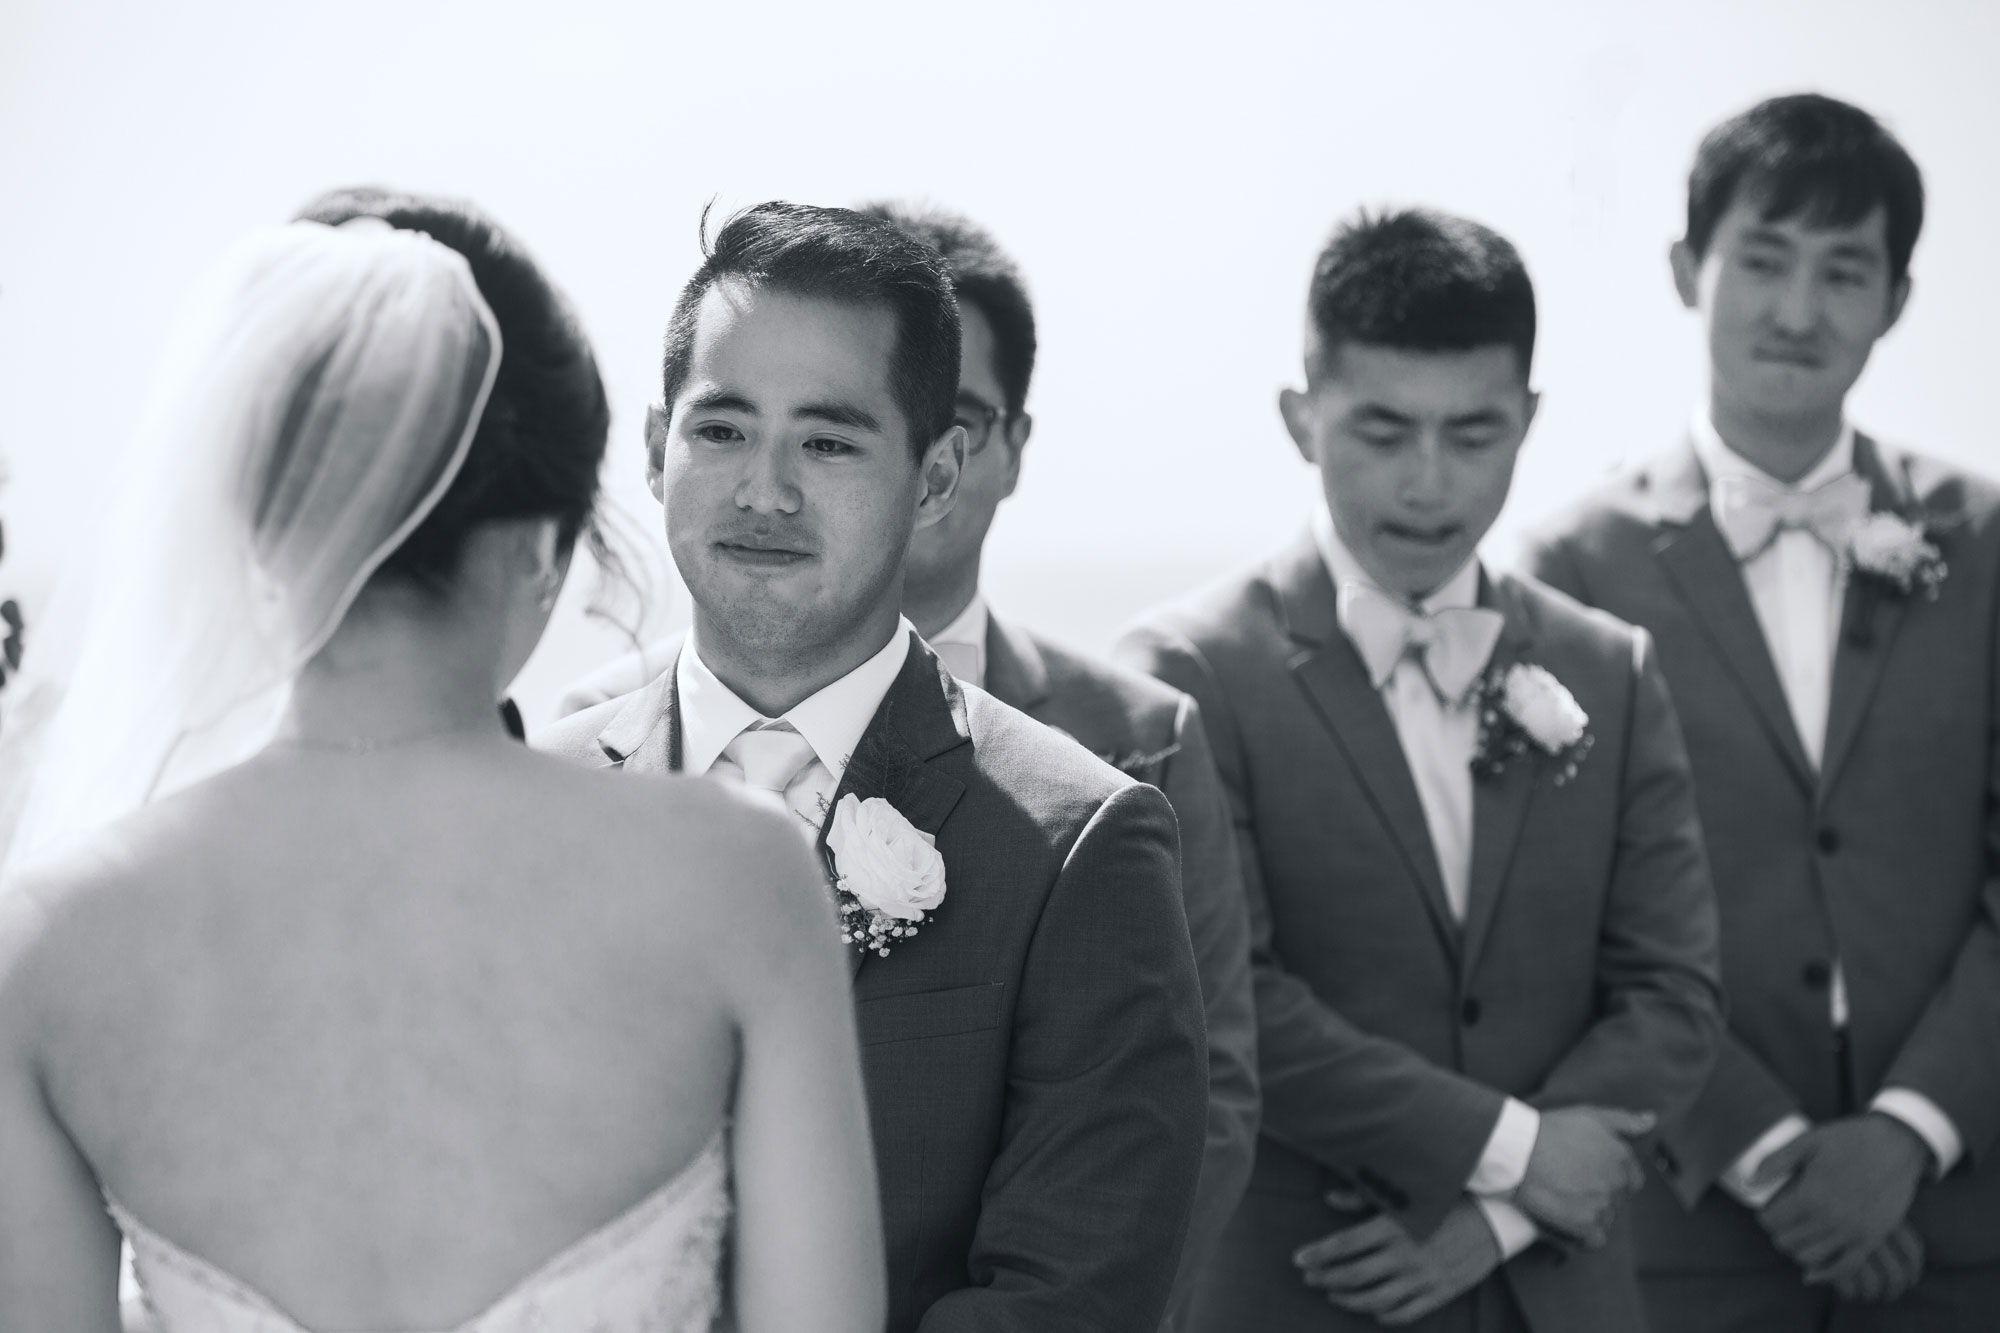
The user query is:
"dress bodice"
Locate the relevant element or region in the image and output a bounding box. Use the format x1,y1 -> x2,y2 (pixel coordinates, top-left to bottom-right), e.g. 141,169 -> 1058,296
109,1128 -> 731,1333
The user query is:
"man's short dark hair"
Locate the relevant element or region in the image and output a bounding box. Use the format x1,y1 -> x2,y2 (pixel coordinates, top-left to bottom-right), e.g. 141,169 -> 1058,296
858,202 -> 1037,417
1306,207 -> 1537,382
1685,93 -> 1925,285
660,201 -> 961,461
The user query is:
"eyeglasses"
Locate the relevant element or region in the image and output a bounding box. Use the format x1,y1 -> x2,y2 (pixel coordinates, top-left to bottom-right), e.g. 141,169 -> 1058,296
953,396 -> 1007,456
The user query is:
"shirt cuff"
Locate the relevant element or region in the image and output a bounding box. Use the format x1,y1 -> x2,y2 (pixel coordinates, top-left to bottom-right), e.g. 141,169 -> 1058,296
1719,1114 -> 1811,1209
1466,1097 -> 1540,1196
1474,1197 -> 1539,1262
1872,1088 -> 1963,1176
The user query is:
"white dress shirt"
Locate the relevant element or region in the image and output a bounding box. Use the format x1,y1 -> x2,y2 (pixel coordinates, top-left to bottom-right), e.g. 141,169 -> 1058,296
927,593 -> 989,689
1690,415 -> 1962,1203
680,619 -> 915,835
1313,509 -> 1541,1260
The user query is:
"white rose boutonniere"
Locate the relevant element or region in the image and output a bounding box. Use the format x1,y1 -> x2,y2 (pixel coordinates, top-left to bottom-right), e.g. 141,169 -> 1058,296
1472,662 -> 1593,785
1847,512 -> 1947,602
825,793 -> 947,957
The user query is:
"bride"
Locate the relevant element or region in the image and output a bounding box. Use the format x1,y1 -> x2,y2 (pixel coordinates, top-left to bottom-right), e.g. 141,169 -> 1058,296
0,190 -> 883,1332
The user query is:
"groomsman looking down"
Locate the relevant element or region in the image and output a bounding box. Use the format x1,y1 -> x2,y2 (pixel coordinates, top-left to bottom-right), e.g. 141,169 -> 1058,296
1524,93 -> 2000,1330
540,203 -> 1208,1332
857,200 -> 1260,1328
1123,208 -> 1724,1333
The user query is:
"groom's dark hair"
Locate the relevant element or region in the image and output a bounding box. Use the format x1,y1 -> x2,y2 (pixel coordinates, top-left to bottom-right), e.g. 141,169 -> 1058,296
1306,207 -> 1537,384
1685,93 -> 1924,286
858,202 -> 1038,418
659,202 -> 961,463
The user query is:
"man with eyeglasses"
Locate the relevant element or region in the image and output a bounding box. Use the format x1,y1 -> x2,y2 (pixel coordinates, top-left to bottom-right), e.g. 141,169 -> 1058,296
858,202 -> 1257,1330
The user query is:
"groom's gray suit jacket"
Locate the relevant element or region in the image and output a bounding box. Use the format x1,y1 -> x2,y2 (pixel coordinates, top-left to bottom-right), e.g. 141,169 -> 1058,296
538,634 -> 1210,1333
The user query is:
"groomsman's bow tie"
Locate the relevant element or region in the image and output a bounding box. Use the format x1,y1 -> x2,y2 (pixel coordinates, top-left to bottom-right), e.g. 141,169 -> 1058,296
1711,472 -> 1872,561
1339,584 -> 1505,704
722,723 -> 819,796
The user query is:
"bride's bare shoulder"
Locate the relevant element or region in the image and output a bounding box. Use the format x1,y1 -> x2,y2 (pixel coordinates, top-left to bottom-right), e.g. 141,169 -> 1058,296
524,759 -> 830,940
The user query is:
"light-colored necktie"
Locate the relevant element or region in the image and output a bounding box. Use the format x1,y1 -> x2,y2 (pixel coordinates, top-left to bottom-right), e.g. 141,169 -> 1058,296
1339,584 -> 1506,704
719,723 -> 823,838
1712,471 -> 1872,562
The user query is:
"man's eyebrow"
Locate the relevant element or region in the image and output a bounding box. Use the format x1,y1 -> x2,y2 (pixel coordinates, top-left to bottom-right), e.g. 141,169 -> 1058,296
795,400 -> 883,433
686,389 -> 758,415
1350,403 -> 1416,425
1825,242 -> 1884,266
1739,226 -> 1797,249
1445,407 -> 1510,428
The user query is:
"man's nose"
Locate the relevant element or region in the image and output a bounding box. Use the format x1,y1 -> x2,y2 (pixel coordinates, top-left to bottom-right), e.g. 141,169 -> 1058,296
733,439 -> 801,515
1771,267 -> 1824,336
1399,435 -> 1450,506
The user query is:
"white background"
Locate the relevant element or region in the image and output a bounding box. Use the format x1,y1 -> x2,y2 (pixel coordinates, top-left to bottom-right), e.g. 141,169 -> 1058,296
3,0 -> 1995,725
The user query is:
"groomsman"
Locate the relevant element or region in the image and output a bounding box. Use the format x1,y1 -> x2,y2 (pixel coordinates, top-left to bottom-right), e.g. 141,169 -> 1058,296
540,202 -> 1208,1332
1523,93 -> 2000,1330
1123,207 -> 1724,1332
859,200 -> 1259,1327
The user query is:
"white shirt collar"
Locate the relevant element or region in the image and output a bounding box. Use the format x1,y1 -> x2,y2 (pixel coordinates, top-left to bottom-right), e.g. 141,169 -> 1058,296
677,619 -> 916,786
924,593 -> 990,689
1311,501 -> 1481,615
1690,409 -> 1856,497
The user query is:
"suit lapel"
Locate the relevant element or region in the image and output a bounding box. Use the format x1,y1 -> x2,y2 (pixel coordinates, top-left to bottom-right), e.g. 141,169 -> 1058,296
1459,576 -> 1539,980
1819,434 -> 1914,797
821,636 -> 972,980
1275,536 -> 1461,960
982,613 -> 1052,713
594,644 -> 684,774
1646,442 -> 1816,793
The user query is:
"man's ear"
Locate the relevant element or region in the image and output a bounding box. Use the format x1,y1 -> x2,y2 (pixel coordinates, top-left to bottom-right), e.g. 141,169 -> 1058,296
1278,387 -> 1315,465
1885,274 -> 1914,334
644,403 -> 668,503
1669,240 -> 1701,310
914,425 -> 966,531
997,411 -> 1032,500
1522,387 -> 1543,435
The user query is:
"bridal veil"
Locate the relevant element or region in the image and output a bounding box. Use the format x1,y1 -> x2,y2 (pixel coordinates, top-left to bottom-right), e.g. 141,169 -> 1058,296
4,219 -> 502,877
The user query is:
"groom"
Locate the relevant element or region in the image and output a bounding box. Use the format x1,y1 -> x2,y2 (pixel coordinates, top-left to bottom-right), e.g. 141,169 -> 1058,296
540,202 -> 1209,1333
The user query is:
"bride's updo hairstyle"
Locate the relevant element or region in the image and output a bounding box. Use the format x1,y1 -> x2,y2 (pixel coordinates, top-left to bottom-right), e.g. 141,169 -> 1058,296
292,187 -> 613,593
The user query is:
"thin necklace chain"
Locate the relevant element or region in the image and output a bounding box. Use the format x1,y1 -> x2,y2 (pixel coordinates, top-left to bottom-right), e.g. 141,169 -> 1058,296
270,725 -> 494,755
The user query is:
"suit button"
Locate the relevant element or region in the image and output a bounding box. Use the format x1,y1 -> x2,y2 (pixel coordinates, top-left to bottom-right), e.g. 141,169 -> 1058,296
1802,960 -> 1832,989
1460,997 -> 1483,1027
1817,827 -> 1840,853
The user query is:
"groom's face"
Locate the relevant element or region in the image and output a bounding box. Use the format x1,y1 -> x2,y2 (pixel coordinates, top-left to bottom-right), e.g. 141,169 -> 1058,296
657,281 -> 944,655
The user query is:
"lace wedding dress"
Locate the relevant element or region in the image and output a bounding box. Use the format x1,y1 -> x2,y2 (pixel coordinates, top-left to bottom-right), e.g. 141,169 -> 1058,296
108,1129 -> 731,1333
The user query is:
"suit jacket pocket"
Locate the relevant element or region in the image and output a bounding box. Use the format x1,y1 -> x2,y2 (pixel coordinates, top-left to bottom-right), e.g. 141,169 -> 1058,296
857,982 -> 1006,1047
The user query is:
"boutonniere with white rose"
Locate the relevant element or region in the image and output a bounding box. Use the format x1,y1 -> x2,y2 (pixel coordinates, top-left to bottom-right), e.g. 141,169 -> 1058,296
1846,511 -> 1947,602
823,793 -> 947,958
1471,662 -> 1593,786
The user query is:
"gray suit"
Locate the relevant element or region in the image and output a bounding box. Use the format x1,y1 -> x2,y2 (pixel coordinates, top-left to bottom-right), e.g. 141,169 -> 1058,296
1524,436 -> 2000,1328
539,634 -> 1210,1333
982,615 -> 1258,1326
1121,538 -> 1723,1333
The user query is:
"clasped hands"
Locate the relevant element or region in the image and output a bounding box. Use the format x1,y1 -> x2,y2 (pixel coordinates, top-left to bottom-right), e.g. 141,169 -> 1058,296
1749,1112 -> 1933,1305
1294,1106 -> 1653,1325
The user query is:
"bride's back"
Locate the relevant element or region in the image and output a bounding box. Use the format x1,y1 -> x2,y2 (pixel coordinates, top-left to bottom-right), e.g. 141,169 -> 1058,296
28,744 -> 771,1327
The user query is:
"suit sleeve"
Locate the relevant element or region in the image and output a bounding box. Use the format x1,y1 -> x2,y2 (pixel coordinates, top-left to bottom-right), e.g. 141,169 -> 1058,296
1156,699 -> 1258,1321
1524,532 -> 1806,1201
1875,557 -> 2000,1167
1121,623 -> 1512,1239
1521,632 -> 1726,1135
918,781 -> 1208,1333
